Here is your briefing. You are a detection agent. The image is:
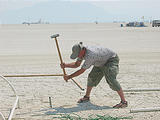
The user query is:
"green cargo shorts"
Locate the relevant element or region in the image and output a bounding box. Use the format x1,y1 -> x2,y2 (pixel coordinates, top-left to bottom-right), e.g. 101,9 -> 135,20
87,55 -> 121,91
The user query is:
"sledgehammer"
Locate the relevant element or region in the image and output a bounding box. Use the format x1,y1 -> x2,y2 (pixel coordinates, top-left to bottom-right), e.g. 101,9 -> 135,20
51,34 -> 84,91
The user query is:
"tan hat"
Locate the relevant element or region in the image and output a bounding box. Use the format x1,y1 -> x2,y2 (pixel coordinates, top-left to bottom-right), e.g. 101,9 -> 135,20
70,42 -> 83,59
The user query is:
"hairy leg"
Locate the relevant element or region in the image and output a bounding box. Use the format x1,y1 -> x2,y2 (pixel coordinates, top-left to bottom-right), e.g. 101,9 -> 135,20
85,86 -> 93,97
117,88 -> 126,102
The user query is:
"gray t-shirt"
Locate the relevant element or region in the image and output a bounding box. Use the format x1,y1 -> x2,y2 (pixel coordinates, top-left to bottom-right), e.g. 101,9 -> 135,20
80,46 -> 116,69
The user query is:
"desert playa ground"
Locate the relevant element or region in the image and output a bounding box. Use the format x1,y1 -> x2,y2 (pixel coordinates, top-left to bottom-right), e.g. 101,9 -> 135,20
0,23 -> 160,120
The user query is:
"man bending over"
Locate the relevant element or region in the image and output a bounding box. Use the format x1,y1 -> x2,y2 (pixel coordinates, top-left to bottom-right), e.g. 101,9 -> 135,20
60,42 -> 128,108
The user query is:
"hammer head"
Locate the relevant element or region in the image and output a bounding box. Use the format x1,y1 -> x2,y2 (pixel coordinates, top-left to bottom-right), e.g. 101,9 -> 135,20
51,34 -> 59,38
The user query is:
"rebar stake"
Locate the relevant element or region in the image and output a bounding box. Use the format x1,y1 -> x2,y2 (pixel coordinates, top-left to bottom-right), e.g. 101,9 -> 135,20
49,97 -> 52,108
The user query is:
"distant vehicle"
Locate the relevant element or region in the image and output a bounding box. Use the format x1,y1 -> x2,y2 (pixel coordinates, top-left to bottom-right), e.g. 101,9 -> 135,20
126,22 -> 134,27
152,20 -> 160,27
126,22 -> 145,27
22,19 -> 49,25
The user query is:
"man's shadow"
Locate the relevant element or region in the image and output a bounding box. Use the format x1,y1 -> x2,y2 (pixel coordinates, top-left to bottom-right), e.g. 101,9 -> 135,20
45,101 -> 113,115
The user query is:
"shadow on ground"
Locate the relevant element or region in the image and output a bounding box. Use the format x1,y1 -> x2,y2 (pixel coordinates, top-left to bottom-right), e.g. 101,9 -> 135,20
44,101 -> 112,115
17,102 -> 113,117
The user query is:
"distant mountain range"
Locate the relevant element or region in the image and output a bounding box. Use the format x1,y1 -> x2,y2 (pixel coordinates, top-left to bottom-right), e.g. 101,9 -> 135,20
0,0 -> 159,24
0,1 -> 113,24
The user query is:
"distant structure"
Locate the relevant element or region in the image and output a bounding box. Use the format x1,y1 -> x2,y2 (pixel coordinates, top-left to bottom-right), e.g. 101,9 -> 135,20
94,17 -> 98,24
126,22 -> 146,27
22,19 -> 50,25
95,21 -> 98,24
141,16 -> 145,22
120,24 -> 123,27
152,20 -> 160,27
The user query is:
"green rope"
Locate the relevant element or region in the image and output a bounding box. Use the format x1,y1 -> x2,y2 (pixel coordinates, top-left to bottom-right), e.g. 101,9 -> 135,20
52,113 -> 133,120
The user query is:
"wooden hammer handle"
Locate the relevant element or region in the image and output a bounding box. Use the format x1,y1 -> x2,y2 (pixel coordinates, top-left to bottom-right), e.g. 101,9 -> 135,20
55,37 -> 66,75
54,37 -> 84,91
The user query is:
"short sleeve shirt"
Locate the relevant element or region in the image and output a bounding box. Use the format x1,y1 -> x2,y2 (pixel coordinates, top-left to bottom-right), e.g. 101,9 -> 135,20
80,46 -> 116,69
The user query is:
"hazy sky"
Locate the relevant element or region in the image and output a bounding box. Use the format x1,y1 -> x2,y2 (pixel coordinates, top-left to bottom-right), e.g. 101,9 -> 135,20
0,0 -> 160,24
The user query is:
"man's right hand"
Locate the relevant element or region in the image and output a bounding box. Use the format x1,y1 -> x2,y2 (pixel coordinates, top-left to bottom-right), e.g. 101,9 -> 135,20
60,63 -> 65,69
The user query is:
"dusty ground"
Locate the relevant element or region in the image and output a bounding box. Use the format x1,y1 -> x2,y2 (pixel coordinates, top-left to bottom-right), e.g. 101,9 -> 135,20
0,23 -> 160,120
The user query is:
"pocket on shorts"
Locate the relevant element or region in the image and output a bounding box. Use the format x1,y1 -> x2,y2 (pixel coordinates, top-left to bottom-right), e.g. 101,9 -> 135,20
109,65 -> 119,76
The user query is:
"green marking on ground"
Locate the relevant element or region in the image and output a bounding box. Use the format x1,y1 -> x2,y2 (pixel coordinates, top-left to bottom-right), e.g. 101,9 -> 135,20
52,114 -> 133,120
